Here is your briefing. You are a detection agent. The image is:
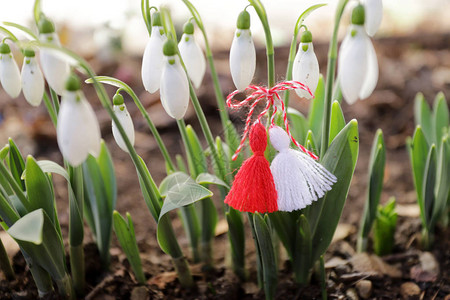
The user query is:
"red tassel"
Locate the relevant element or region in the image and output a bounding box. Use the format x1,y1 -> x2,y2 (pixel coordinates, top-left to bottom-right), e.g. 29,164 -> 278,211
225,122 -> 278,213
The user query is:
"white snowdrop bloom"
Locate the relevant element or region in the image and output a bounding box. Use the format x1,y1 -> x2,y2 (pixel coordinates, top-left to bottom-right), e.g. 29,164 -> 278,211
57,75 -> 101,166
178,22 -> 206,89
21,49 -> 45,106
229,10 -> 256,91
0,43 -> 21,99
111,93 -> 135,152
338,5 -> 378,104
269,126 -> 336,212
362,0 -> 383,37
292,30 -> 319,99
38,18 -> 70,95
160,40 -> 190,120
141,12 -> 166,94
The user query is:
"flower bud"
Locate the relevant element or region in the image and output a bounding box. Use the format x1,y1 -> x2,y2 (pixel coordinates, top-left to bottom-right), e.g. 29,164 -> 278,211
112,93 -> 135,152
57,74 -> 101,166
292,31 -> 319,99
362,0 -> 383,36
230,11 -> 255,91
0,43 -> 21,98
21,49 -> 45,106
141,13 -> 166,94
351,4 -> 365,25
160,40 -> 189,120
179,21 -> 206,89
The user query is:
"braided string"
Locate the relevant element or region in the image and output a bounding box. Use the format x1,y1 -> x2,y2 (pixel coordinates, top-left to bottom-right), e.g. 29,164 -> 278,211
226,81 -> 318,161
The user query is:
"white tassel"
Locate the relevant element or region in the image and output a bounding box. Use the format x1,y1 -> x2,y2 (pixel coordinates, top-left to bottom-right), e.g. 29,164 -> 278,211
269,126 -> 337,212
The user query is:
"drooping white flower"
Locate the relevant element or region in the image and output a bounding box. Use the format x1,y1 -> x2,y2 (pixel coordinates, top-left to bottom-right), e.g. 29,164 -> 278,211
38,18 -> 70,95
292,30 -> 319,99
229,10 -> 256,91
21,49 -> 45,106
0,43 -> 21,98
362,0 -> 383,37
338,4 -> 378,104
178,21 -> 206,89
269,126 -> 336,212
57,75 -> 101,166
111,93 -> 135,152
160,40 -> 190,120
141,12 -> 166,94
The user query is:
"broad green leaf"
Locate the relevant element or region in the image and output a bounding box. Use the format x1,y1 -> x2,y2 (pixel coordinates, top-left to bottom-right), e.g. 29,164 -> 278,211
224,120 -> 243,175
294,215 -> 312,284
175,154 -> 187,173
269,211 -> 300,260
422,145 -> 436,227
196,173 -> 229,189
158,173 -> 212,221
373,197 -> 397,256
305,130 -> 318,154
0,193 -> 19,226
8,139 -> 25,190
433,92 -> 449,148
113,211 -> 145,284
329,101 -> 346,144
226,208 -> 245,280
136,156 -> 160,221
7,209 -> 43,244
186,125 -> 207,176
308,120 -> 359,262
253,213 -> 278,299
24,156 -> 55,225
97,141 -> 117,213
34,160 -> 69,181
409,126 -> 429,225
432,136 -> 450,227
0,144 -> 9,160
308,74 -> 325,147
414,93 -> 433,144
287,107 -> 308,143
215,137 -> 232,185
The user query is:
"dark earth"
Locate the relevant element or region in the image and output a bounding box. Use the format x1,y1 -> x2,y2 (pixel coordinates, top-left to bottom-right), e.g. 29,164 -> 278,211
0,31 -> 449,299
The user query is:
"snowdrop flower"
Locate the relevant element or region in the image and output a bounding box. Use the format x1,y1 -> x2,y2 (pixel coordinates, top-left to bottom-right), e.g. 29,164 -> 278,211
57,74 -> 101,166
160,40 -> 190,120
178,21 -> 206,89
141,12 -> 166,94
0,43 -> 21,98
38,17 -> 70,95
112,92 -> 135,152
292,30 -> 319,99
229,10 -> 256,91
362,0 -> 383,37
338,4 -> 378,105
21,49 -> 45,106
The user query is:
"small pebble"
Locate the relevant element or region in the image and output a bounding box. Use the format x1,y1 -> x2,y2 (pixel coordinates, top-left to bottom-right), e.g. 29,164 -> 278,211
131,285 -> 149,300
400,282 -> 421,300
346,288 -> 359,300
356,280 -> 372,299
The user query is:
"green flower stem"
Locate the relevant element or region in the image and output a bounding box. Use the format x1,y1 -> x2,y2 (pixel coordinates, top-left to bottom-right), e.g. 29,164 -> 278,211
140,0 -> 152,35
0,237 -> 15,280
43,92 -> 58,126
320,0 -> 349,158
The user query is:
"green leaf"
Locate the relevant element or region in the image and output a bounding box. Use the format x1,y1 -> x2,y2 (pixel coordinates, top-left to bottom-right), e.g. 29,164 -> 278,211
433,92 -> 449,148
7,209 -> 43,244
269,211 -> 300,260
0,144 -> 9,160
414,93 -> 433,144
224,120 -> 243,176
136,156 -> 160,221
113,211 -> 145,284
422,145 -> 436,228
287,108 -> 308,143
305,130 -> 318,154
308,74 -> 325,146
34,160 -> 69,181
175,154 -> 187,173
329,100 -> 346,145
8,139 -> 25,190
253,213 -> 278,299
226,208 -> 246,280
295,215 -> 312,284
373,197 -> 397,256
0,193 -> 20,226
158,172 -> 212,221
409,126 -> 429,226
196,173 -> 229,189
308,120 -> 359,262
431,136 -> 450,227
186,125 -> 207,176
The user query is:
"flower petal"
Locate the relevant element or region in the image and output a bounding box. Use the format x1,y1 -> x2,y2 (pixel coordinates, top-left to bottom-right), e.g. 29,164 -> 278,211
363,0 -> 383,37
141,26 -> 165,93
338,25 -> 368,105
0,53 -> 21,98
229,29 -> 256,91
160,56 -> 190,120
39,33 -> 70,95
359,37 -> 378,99
292,42 -> 320,99
112,104 -> 135,152
179,33 -> 206,89
21,56 -> 45,106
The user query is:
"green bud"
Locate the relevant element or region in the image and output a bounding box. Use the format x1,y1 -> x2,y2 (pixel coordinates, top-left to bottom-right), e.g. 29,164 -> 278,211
0,43 -> 11,54
183,21 -> 194,35
152,12 -> 162,26
65,74 -> 81,91
300,30 -> 313,43
163,39 -> 177,56
236,10 -> 250,30
38,17 -> 55,34
351,4 -> 365,25
23,48 -> 35,57
113,93 -> 124,105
